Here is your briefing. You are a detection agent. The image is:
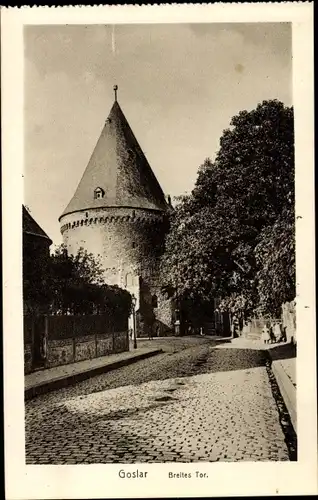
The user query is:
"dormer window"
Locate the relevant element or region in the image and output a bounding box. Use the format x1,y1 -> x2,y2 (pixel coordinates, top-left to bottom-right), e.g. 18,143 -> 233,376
94,187 -> 105,200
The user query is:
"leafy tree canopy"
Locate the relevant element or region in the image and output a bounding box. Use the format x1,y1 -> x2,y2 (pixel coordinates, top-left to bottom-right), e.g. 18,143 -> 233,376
24,244 -> 131,318
161,99 -> 295,320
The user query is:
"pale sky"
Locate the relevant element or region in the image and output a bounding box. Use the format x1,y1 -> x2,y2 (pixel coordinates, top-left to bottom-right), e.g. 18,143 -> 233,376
24,23 -> 292,246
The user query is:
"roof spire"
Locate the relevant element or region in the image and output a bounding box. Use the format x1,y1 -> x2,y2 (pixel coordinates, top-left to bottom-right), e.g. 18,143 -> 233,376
60,97 -> 168,219
113,84 -> 118,102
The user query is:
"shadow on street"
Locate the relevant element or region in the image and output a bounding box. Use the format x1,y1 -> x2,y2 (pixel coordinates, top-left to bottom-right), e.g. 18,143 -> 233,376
268,342 -> 296,361
199,346 -> 267,374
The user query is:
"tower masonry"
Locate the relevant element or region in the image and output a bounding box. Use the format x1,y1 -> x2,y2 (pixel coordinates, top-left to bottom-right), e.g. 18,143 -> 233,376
59,89 -> 174,336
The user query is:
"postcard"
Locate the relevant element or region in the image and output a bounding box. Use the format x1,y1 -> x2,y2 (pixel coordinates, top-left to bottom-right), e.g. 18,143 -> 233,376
2,3 -> 316,498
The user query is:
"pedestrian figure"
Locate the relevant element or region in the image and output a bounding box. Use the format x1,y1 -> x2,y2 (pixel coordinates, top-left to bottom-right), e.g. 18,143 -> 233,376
40,332 -> 47,360
261,324 -> 271,344
231,315 -> 239,338
281,326 -> 287,343
148,325 -> 153,340
269,324 -> 275,344
273,322 -> 282,343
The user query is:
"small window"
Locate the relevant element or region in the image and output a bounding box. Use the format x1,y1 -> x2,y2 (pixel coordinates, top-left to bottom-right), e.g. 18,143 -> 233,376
94,187 -> 105,200
152,295 -> 158,308
86,212 -> 88,217
125,273 -> 133,287
132,242 -> 136,248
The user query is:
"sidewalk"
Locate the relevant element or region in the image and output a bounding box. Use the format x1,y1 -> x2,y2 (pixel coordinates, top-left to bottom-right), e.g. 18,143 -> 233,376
267,343 -> 296,433
25,346 -> 163,401
230,336 -> 296,433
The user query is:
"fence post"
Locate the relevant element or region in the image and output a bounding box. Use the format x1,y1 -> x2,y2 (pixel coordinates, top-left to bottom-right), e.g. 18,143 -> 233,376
31,316 -> 35,369
72,316 -> 76,362
44,315 -> 49,365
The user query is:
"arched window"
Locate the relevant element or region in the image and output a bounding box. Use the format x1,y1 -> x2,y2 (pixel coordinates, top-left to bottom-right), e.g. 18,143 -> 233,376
152,295 -> 158,308
94,187 -> 105,199
125,273 -> 133,287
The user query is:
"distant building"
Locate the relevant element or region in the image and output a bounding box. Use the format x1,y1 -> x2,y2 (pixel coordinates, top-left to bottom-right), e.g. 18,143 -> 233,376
59,89 -> 174,337
23,205 -> 52,313
23,205 -> 52,371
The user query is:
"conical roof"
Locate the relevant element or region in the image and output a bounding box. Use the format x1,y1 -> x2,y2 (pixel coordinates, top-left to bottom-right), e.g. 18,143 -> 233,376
60,99 -> 168,219
23,205 -> 52,244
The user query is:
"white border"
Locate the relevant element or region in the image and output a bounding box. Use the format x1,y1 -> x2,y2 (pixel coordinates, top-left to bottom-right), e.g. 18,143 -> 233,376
2,3 -> 316,499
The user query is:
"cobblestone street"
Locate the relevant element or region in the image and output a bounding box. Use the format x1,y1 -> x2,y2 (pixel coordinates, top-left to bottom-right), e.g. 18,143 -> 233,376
25,337 -> 291,463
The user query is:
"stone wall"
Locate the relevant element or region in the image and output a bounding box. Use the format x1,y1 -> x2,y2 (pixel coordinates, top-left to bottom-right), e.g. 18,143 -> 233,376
139,287 -> 174,337
74,335 -> 96,362
24,314 -> 129,372
60,207 -> 166,279
96,333 -> 113,357
45,331 -> 128,369
47,338 -> 74,368
113,331 -> 129,353
60,206 -> 173,334
155,292 -> 175,333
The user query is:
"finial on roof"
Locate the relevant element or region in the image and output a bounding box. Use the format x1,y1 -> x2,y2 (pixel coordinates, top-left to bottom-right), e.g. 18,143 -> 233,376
113,84 -> 118,101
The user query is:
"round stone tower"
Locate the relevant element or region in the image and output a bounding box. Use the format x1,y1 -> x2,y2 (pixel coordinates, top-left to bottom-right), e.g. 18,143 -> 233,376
59,87 -> 173,336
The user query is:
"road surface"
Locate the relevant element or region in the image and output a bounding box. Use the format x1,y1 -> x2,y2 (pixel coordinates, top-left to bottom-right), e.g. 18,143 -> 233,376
25,337 -> 291,463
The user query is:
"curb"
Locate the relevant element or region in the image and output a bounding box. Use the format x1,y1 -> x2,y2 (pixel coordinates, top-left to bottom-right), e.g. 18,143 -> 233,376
25,349 -> 163,401
270,358 -> 297,434
267,351 -> 297,434
229,337 -> 296,434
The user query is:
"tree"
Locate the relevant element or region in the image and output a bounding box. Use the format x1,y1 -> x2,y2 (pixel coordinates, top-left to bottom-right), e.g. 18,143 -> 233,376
161,99 -> 294,320
254,209 -> 295,316
48,245 -> 131,317
97,283 -> 132,322
23,238 -> 52,315
48,245 -> 104,314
